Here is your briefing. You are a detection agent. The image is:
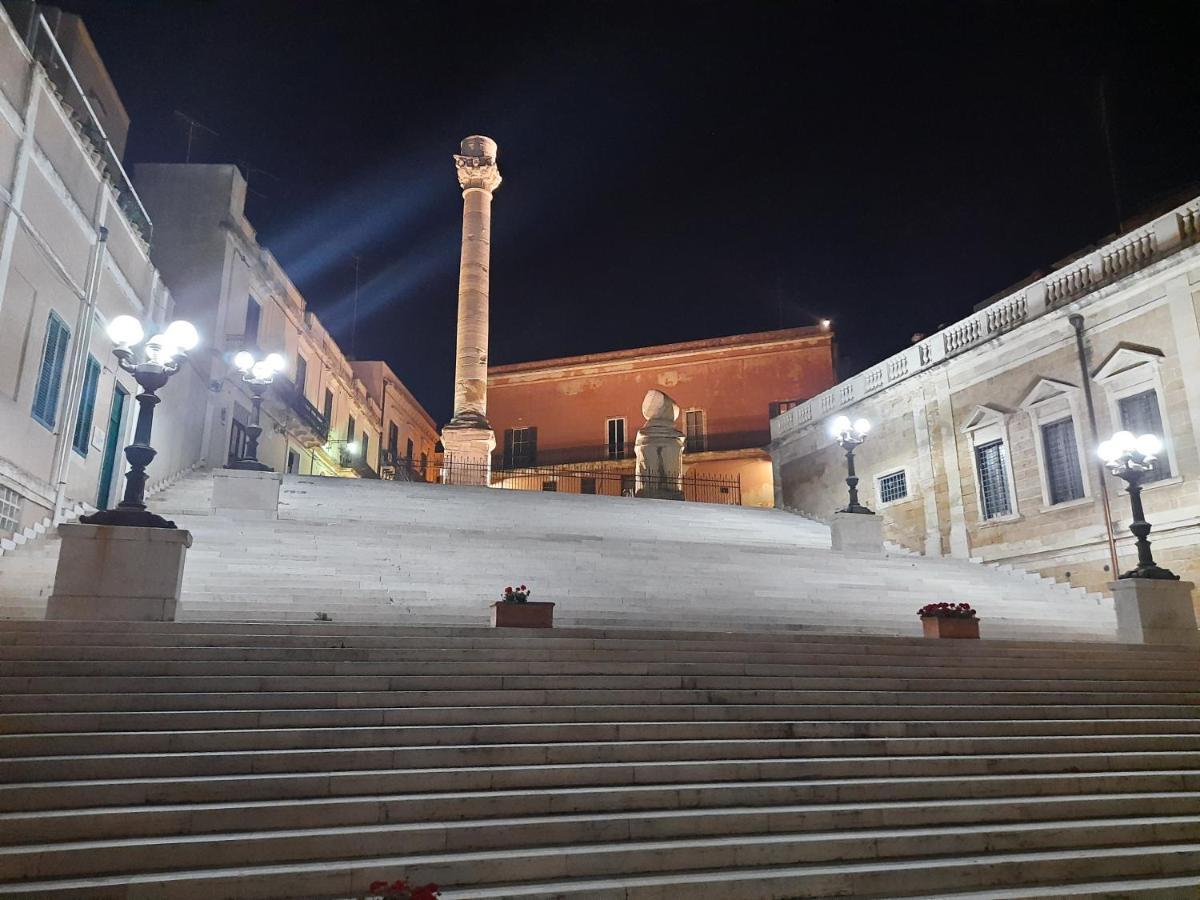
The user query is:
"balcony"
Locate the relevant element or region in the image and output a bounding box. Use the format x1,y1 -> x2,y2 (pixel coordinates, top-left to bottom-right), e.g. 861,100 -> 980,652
267,377 -> 329,448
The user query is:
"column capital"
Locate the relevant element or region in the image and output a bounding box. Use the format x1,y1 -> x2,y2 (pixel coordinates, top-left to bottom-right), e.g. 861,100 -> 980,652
454,135 -> 501,193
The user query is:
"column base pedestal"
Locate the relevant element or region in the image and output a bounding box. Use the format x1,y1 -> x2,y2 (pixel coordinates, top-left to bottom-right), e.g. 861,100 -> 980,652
830,510 -> 883,554
46,523 -> 191,621
1110,578 -> 1198,647
212,468 -> 282,519
441,423 -> 496,486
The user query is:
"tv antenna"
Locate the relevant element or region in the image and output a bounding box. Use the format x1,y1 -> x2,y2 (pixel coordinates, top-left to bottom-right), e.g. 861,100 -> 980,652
173,110 -> 218,163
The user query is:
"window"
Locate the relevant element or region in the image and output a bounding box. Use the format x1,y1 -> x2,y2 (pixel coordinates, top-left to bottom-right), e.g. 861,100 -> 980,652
503,426 -> 537,468
1020,378 -> 1091,508
685,409 -> 707,453
0,485 -> 19,534
1119,390 -> 1171,481
295,356 -> 308,395
71,356 -> 102,456
542,481 -> 557,492
286,450 -> 299,474
975,440 -> 1012,520
877,470 -> 908,504
347,415 -> 356,443
419,452 -> 428,475
244,296 -> 261,343
581,477 -> 596,495
769,399 -> 802,418
361,433 -> 369,465
1041,418 -> 1085,503
32,311 -> 70,428
388,423 -> 399,458
228,419 -> 248,465
406,437 -> 414,462
323,389 -> 333,423
607,417 -> 626,460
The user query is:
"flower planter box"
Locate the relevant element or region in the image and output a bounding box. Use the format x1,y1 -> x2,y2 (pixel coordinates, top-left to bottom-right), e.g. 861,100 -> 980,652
491,601 -> 555,629
921,616 -> 980,639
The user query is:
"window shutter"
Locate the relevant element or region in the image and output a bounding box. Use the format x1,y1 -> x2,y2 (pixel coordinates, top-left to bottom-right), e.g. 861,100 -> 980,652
1041,419 -> 1084,504
72,356 -> 102,456
528,426 -> 538,465
32,313 -> 70,428
503,429 -> 514,468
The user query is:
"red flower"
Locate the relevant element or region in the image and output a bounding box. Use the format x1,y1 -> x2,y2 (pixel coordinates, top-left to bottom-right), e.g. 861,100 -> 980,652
520,584 -> 526,590
505,587 -> 513,593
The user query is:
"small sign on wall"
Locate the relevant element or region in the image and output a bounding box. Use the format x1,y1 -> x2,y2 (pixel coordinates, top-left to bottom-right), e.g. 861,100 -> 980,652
91,426 -> 105,452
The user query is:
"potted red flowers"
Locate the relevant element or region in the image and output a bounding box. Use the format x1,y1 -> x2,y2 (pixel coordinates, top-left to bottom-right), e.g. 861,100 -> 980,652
366,878 -> 439,900
918,602 -> 980,639
491,584 -> 555,628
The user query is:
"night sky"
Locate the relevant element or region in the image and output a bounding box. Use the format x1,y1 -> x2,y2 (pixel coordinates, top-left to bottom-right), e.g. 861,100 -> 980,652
53,0 -> 1200,424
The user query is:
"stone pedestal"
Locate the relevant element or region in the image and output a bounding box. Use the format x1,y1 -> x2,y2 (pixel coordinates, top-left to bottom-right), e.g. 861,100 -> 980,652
441,424 -> 496,486
46,523 -> 191,621
212,468 -> 281,519
1110,578 -> 1199,647
635,389 -> 685,500
830,511 -> 884,554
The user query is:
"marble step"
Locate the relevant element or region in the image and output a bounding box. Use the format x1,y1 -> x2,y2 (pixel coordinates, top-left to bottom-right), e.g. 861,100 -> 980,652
2,830 -> 1198,899
4,752 -> 1198,812
3,779 -> 1196,844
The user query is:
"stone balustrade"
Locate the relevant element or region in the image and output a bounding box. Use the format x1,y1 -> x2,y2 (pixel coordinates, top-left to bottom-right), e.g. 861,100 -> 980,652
770,195 -> 1200,442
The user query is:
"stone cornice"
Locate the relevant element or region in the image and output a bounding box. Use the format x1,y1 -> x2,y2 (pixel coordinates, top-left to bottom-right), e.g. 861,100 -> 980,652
489,327 -> 831,384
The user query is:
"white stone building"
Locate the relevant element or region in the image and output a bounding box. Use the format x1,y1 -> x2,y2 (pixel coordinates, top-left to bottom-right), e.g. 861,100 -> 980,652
771,195 -> 1200,605
0,5 -> 434,549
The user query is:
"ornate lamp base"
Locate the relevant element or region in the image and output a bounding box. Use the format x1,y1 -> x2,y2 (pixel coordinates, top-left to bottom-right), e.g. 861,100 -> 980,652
1120,563 -> 1180,581
226,458 -> 273,472
79,507 -> 177,529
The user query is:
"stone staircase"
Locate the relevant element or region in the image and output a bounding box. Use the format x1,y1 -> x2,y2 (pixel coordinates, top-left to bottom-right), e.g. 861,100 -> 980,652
0,620 -> 1198,898
0,470 -> 1118,640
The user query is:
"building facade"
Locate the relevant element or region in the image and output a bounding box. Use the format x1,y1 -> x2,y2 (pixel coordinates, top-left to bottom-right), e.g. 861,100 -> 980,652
488,327 -> 836,507
351,360 -> 439,480
0,6 -> 435,549
771,196 -> 1200,608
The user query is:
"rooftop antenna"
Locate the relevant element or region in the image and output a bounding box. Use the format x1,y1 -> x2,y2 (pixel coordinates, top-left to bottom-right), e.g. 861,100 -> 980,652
173,110 -> 217,164
234,158 -> 281,203
351,254 -> 362,359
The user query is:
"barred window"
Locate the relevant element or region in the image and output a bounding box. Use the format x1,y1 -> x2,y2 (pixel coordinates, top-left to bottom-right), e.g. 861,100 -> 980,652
0,486 -> 19,534
607,418 -> 626,460
1118,390 -> 1171,481
975,439 -> 1012,520
1041,418 -> 1084,504
503,426 -> 537,468
878,470 -> 908,504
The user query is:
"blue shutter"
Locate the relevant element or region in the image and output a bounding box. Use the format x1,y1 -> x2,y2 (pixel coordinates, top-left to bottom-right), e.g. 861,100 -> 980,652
72,356 -> 102,456
32,312 -> 70,428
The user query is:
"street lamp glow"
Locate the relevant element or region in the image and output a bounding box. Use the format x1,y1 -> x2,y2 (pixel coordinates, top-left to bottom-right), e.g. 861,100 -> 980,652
345,441 -> 360,456
853,418 -> 871,435
163,320 -> 199,352
264,352 -> 286,373
107,315 -> 144,347
1098,430 -> 1176,580
820,318 -> 832,329
829,415 -> 852,437
234,351 -> 255,372
1135,433 -> 1162,457
251,360 -> 275,380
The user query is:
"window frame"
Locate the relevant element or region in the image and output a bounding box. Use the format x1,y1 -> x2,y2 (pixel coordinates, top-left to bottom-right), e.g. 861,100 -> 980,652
606,416 -> 627,460
684,408 -> 707,453
873,467 -> 911,508
961,404 -> 1020,523
1093,346 -> 1175,488
31,310 -> 71,430
71,355 -> 103,458
1019,378 -> 1092,509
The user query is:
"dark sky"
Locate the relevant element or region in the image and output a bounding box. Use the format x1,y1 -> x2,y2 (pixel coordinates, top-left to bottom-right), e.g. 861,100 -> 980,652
54,0 -> 1200,423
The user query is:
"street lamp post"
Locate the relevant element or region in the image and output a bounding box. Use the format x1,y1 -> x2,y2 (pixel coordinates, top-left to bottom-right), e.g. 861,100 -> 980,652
1097,430 -> 1179,580
829,414 -> 873,514
79,316 -> 198,529
228,351 -> 286,471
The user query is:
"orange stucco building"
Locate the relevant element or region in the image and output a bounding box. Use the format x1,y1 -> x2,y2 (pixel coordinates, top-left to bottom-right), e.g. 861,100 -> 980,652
487,327 -> 836,507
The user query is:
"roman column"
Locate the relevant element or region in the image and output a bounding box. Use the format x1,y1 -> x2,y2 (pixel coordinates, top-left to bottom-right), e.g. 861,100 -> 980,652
441,135 -> 501,484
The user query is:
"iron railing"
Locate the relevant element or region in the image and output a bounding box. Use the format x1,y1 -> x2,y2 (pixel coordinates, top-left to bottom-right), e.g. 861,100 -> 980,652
495,431 -> 770,470
425,459 -> 742,505
268,376 -> 329,445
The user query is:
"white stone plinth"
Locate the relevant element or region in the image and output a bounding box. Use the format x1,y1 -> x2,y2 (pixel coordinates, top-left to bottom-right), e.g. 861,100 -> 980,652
441,424 -> 496,486
1110,578 -> 1199,647
635,389 -> 685,500
46,524 -> 192,621
830,511 -> 883,554
213,468 -> 282,519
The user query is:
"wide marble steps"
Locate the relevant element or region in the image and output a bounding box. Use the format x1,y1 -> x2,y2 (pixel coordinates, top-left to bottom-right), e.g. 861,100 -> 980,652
0,471 -> 1117,641
0,620 -> 1198,898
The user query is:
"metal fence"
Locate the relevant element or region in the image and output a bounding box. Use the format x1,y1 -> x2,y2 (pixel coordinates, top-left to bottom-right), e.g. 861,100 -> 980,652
417,459 -> 741,505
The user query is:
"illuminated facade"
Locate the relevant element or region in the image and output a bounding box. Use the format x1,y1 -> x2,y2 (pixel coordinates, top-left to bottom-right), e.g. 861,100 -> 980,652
488,327 -> 836,507
771,195 -> 1200,604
